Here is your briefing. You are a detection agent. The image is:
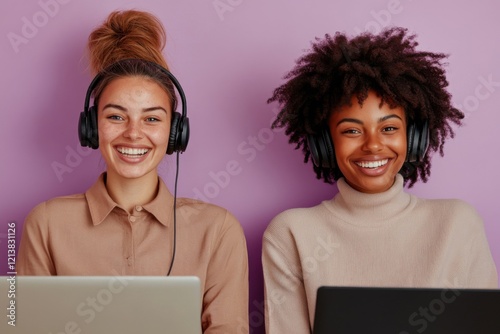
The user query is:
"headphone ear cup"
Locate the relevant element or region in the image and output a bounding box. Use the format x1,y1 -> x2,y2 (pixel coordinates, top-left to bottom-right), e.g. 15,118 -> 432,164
320,129 -> 336,169
417,121 -> 429,162
78,111 -> 89,148
167,112 -> 190,155
167,112 -> 180,155
406,123 -> 418,162
176,115 -> 189,153
307,128 -> 336,169
308,133 -> 322,167
406,121 -> 429,163
88,106 -> 99,149
78,106 -> 99,149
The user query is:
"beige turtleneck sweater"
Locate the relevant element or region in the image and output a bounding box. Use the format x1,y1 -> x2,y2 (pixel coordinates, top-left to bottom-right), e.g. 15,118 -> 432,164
262,174 -> 497,333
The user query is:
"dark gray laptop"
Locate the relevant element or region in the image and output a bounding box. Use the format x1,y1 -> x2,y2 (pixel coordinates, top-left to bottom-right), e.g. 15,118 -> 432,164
0,276 -> 202,334
313,286 -> 500,334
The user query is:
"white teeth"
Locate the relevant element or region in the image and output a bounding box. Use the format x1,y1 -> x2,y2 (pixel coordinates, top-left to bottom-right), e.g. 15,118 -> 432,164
117,147 -> 149,156
356,159 -> 388,168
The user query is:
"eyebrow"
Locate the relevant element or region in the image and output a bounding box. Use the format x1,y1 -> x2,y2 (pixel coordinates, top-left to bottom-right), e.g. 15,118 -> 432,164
336,114 -> 403,126
102,103 -> 168,113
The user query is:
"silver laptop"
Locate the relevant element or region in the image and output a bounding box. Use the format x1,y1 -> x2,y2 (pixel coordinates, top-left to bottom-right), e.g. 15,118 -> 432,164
0,276 -> 202,334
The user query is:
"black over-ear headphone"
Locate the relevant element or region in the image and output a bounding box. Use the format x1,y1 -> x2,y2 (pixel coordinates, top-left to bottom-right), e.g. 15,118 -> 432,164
307,121 -> 429,169
78,59 -> 190,155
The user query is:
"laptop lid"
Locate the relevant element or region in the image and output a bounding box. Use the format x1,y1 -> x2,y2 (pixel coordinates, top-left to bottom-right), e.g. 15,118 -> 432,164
313,286 -> 500,334
1,276 -> 202,334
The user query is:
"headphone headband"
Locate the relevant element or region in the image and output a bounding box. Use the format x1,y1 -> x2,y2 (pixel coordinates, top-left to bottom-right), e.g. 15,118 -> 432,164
84,59 -> 187,119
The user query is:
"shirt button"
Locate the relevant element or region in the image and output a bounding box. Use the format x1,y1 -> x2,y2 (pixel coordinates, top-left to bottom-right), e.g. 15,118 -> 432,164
135,205 -> 143,212
129,216 -> 136,223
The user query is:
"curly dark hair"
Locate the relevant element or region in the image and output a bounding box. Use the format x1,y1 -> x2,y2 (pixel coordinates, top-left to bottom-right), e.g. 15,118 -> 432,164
269,27 -> 464,187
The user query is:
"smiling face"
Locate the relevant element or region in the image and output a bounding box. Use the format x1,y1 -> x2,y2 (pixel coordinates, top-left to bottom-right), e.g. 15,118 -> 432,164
97,76 -> 171,182
329,91 -> 407,194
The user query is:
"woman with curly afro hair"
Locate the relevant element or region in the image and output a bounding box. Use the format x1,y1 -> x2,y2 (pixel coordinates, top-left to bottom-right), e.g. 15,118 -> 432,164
262,27 -> 497,333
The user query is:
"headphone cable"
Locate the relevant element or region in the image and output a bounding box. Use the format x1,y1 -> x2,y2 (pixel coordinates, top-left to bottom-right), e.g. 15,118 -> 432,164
166,150 -> 180,276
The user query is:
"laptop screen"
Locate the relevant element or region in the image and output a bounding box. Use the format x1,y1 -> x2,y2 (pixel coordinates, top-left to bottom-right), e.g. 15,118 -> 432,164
313,286 -> 500,334
1,276 -> 202,334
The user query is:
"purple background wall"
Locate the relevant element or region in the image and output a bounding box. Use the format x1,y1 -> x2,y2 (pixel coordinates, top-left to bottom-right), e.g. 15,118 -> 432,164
1,0 -> 499,332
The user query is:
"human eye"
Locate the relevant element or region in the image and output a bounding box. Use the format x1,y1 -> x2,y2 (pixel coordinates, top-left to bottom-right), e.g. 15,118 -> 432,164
341,128 -> 361,135
382,126 -> 399,133
107,115 -> 124,121
146,117 -> 161,122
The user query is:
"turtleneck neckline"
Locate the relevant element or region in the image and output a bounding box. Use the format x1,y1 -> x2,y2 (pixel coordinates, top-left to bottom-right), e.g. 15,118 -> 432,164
324,174 -> 414,227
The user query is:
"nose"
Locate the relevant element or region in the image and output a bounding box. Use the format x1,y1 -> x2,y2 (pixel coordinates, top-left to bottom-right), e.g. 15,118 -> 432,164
123,119 -> 143,140
362,132 -> 383,153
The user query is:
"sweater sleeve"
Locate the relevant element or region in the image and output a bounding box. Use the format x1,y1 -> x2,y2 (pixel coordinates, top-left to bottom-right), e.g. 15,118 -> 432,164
202,210 -> 249,334
17,202 -> 56,275
262,218 -> 312,334
465,213 -> 498,288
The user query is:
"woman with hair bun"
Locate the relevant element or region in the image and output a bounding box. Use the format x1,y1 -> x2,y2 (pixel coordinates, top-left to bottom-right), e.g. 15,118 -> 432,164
17,10 -> 249,333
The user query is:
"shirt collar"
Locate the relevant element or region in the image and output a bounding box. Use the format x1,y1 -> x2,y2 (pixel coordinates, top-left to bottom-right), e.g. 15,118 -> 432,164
142,176 -> 174,227
85,173 -> 174,227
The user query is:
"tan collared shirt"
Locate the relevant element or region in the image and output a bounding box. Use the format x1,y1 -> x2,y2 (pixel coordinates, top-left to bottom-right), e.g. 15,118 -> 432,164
18,173 -> 249,333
